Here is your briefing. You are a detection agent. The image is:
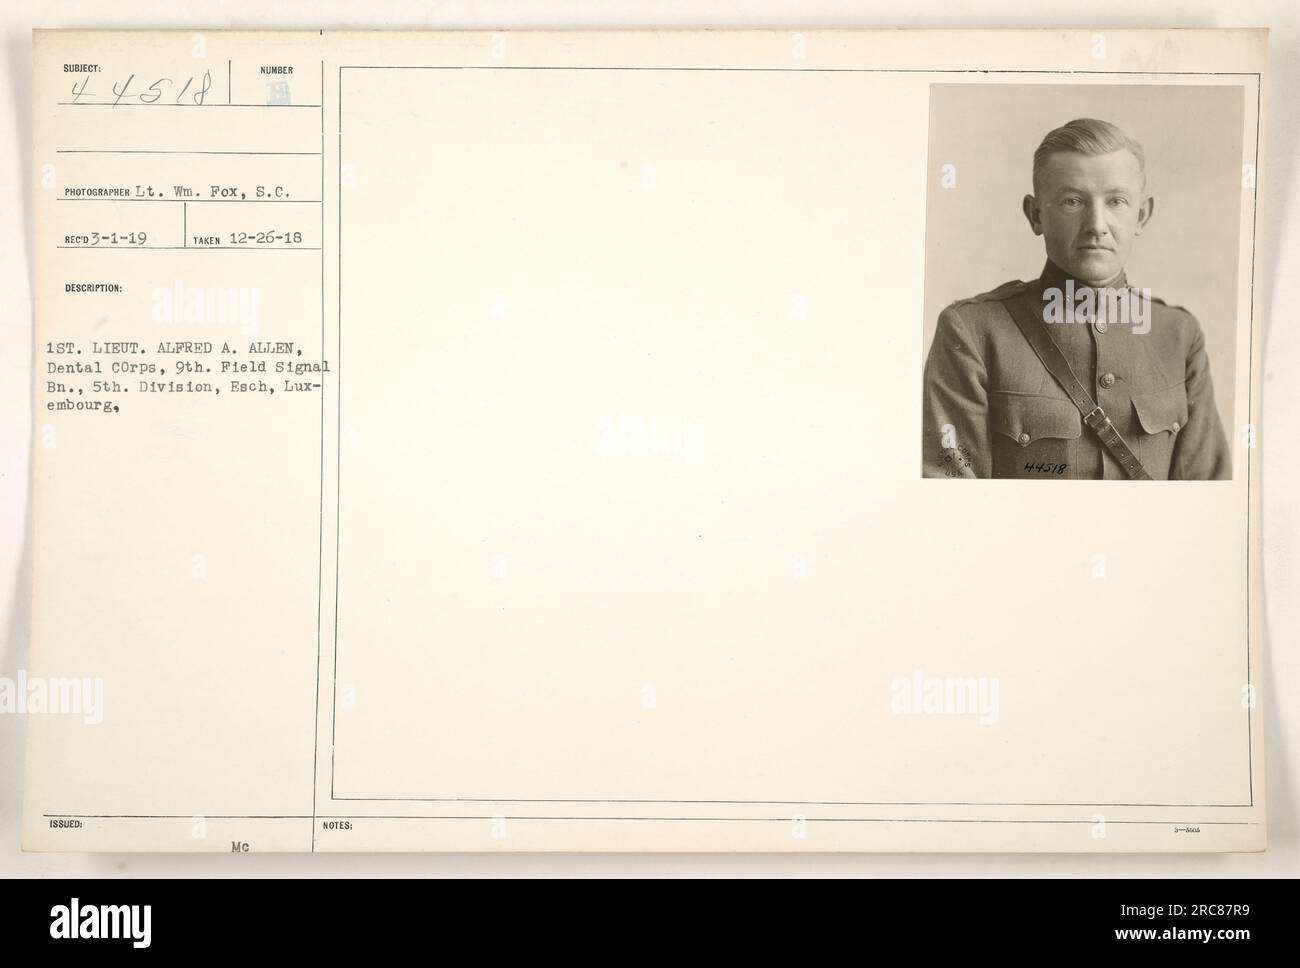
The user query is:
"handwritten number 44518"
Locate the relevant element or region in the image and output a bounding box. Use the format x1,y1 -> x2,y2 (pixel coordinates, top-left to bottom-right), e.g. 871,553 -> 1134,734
71,70 -> 214,106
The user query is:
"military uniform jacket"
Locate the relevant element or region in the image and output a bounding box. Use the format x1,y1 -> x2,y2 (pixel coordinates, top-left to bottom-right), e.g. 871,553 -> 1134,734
922,260 -> 1231,480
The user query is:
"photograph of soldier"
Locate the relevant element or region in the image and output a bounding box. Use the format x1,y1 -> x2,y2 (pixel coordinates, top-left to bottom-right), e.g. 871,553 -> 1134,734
922,116 -> 1233,480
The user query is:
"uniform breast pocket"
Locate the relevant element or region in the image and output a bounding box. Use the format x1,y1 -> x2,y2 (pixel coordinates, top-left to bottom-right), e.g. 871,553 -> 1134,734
1130,382 -> 1189,480
990,392 -> 1082,479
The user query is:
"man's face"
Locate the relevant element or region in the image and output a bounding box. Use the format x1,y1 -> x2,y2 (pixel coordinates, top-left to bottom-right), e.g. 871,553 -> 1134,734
1023,149 -> 1153,287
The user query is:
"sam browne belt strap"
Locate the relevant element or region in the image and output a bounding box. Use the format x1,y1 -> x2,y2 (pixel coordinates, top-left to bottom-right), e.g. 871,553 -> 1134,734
1003,289 -> 1153,481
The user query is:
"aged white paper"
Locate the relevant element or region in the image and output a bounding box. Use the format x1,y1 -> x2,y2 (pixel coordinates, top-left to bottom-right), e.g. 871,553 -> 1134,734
24,28 -> 1267,851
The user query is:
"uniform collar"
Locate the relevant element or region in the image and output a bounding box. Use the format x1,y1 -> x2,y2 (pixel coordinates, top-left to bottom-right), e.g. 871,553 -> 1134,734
1034,258 -> 1129,300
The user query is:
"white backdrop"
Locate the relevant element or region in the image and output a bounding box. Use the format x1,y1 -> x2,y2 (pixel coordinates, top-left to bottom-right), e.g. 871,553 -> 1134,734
1,0 -> 1296,877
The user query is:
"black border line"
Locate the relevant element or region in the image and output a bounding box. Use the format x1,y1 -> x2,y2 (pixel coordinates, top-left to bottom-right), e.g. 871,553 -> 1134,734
1245,81 -> 1261,807
320,65 -> 1261,820
311,58 -> 326,851
330,64 -> 343,804
44,813 -> 1258,826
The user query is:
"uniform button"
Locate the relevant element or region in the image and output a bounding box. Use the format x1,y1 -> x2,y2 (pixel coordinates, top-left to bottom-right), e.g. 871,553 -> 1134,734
1017,432 -> 1031,446
1094,319 -> 1108,334
1171,420 -> 1180,433
1100,373 -> 1116,389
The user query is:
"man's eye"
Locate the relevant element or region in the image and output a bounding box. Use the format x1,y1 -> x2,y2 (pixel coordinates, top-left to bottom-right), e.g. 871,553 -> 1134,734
1061,198 -> 1081,208
1108,197 -> 1129,207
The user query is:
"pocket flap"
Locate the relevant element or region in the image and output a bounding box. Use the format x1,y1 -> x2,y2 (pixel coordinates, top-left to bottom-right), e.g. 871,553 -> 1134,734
992,393 -> 1082,445
1131,383 -> 1190,435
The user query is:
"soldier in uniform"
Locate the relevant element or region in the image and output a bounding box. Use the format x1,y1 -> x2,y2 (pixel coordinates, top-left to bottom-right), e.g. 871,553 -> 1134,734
922,118 -> 1231,480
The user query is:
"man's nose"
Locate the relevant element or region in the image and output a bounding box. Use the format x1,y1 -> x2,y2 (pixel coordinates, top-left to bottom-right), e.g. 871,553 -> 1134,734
1083,199 -> 1109,237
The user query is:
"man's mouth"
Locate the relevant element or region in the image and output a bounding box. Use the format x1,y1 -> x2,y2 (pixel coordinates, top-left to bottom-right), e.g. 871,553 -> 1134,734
1077,244 -> 1114,252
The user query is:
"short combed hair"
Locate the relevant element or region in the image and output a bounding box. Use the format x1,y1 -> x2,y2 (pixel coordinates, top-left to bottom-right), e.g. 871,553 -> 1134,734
1032,118 -> 1146,192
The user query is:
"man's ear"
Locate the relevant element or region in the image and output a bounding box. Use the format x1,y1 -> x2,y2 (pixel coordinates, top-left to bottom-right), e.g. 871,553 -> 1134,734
1022,194 -> 1043,236
1134,194 -> 1155,236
